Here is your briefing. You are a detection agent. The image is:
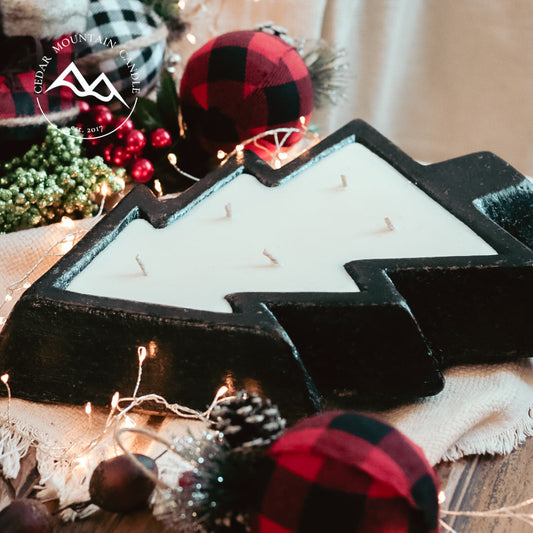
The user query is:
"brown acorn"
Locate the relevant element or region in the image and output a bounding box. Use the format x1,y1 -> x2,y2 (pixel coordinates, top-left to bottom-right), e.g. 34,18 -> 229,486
89,453 -> 158,513
0,498 -> 54,533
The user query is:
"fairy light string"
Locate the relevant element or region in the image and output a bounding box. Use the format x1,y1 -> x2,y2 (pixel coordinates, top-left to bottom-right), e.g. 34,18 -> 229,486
0,176 -> 117,330
217,123 -> 315,167
167,122 -> 319,184
114,386 -> 232,489
0,226 -> 94,328
439,498 -> 533,531
0,344 -> 234,522
0,342 -> 232,450
2,343 -> 533,529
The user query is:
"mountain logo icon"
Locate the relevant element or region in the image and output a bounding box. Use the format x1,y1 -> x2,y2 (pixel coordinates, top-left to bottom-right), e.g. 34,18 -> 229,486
46,62 -> 129,108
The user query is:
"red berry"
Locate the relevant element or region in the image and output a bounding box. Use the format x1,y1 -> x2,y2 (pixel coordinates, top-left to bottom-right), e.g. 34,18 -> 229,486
77,100 -> 91,113
125,129 -> 147,154
112,146 -> 132,166
151,128 -> 172,148
92,105 -> 113,129
130,158 -> 154,183
103,143 -> 114,163
87,132 -> 100,146
114,117 -> 134,139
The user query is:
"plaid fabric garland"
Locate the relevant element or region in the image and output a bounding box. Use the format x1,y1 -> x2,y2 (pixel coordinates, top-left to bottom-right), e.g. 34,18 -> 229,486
0,36 -> 75,120
179,30 -> 314,156
256,411 -> 439,533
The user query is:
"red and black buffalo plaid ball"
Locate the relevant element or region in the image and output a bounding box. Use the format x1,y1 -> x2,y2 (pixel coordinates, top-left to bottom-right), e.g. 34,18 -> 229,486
179,30 -> 313,159
254,411 -> 439,533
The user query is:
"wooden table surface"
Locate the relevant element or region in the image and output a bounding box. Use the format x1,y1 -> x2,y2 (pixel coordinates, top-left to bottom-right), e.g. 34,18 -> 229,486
437,435 -> 533,533
2,432 -> 532,532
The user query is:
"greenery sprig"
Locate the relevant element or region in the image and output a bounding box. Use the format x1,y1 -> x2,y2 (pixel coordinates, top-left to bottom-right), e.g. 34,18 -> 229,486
0,126 -> 124,234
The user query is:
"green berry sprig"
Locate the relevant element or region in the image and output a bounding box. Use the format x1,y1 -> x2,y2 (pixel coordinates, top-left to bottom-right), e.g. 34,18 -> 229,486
0,126 -> 125,234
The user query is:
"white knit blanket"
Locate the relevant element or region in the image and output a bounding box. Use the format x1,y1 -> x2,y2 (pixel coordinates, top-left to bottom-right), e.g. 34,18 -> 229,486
0,218 -> 532,508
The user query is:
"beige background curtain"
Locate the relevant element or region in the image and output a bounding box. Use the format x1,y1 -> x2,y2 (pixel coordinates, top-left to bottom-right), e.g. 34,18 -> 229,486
177,0 -> 533,176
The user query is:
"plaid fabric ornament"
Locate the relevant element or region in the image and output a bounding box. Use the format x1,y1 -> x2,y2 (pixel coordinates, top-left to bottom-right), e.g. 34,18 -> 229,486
74,0 -> 167,100
255,411 -> 439,533
179,30 -> 314,159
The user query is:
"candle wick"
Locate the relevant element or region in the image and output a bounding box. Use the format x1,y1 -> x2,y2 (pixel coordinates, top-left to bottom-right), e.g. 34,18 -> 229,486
340,174 -> 348,188
225,203 -> 232,219
135,254 -> 149,276
384,217 -> 395,231
262,249 -> 280,266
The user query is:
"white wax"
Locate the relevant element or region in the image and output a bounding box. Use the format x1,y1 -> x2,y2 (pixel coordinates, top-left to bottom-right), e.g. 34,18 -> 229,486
67,143 -> 496,313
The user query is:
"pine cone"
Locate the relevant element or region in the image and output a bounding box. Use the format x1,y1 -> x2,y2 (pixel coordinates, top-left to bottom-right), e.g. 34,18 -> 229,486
210,391 -> 286,449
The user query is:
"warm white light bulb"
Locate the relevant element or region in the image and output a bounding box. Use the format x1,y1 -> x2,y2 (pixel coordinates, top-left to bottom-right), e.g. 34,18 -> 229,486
217,150 -> 226,160
148,340 -> 158,358
1,374 -> 9,384
138,346 -> 147,364
168,153 -> 178,166
111,392 -> 120,409
85,402 -> 92,416
61,216 -> 75,228
154,179 -> 163,197
216,385 -> 229,398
